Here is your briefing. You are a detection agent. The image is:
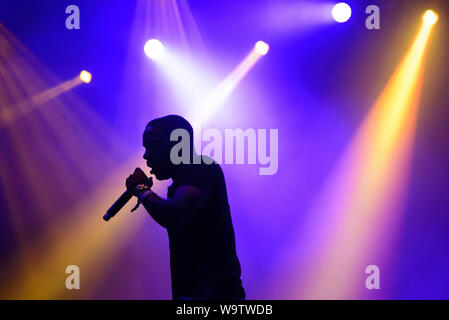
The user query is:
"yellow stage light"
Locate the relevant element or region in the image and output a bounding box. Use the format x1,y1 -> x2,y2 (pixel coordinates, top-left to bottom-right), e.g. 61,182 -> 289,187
423,10 -> 438,25
79,70 -> 92,83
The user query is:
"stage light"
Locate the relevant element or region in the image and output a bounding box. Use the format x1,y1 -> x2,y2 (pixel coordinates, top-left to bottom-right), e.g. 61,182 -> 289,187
0,23 -> 148,299
285,15 -> 437,299
332,3 -> 351,23
79,70 -> 92,83
189,42 -> 269,128
423,10 -> 438,25
255,41 -> 270,55
144,39 -> 164,60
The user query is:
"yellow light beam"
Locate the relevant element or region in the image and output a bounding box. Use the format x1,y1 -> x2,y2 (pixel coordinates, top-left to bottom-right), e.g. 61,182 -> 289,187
0,76 -> 84,126
0,23 -> 136,299
273,13 -> 436,299
300,15 -> 436,299
0,156 -> 158,299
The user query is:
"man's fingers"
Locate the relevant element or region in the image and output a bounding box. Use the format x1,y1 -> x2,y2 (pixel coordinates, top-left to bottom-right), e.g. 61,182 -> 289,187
134,167 -> 149,182
126,175 -> 135,187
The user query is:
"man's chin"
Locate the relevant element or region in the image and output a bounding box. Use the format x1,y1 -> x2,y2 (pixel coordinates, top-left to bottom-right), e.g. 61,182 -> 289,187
151,169 -> 170,181
155,174 -> 170,181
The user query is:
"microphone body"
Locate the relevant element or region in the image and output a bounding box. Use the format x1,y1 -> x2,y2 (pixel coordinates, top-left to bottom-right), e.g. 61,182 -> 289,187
103,190 -> 133,221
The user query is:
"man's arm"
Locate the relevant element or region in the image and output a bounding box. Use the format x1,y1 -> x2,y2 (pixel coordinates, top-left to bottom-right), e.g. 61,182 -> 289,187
138,185 -> 209,229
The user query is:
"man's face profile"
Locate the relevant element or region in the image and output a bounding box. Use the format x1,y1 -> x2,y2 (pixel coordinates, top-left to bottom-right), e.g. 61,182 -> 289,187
143,126 -> 172,180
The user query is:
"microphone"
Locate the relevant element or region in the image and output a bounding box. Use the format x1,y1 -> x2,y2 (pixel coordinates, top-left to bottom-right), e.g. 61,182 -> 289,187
103,190 -> 133,221
103,169 -> 153,221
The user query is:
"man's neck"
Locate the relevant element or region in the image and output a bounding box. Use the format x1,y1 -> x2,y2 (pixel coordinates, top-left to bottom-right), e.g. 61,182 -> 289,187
170,164 -> 184,184
170,153 -> 201,183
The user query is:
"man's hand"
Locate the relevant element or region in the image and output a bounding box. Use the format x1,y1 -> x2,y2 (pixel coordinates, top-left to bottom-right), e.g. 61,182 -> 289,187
126,167 -> 153,196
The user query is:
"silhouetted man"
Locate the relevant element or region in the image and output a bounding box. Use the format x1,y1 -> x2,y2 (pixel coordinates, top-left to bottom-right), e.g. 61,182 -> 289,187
125,115 -> 245,300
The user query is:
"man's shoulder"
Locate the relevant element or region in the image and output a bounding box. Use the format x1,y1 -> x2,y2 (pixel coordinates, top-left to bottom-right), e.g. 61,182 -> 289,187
198,155 -> 221,169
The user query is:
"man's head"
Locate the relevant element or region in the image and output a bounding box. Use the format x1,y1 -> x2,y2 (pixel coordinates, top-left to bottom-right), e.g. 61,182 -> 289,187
143,115 -> 194,180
